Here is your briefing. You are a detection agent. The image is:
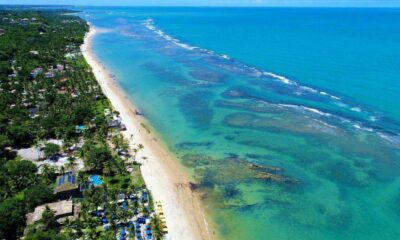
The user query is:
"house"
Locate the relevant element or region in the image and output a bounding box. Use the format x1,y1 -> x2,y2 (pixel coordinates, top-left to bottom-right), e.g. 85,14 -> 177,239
30,67 -> 43,78
65,53 -> 76,59
108,119 -> 120,128
30,50 -> 39,55
117,193 -> 126,203
0,29 -> 4,36
113,114 -> 121,122
8,71 -> 17,78
108,114 -> 122,128
58,87 -> 67,94
28,107 -> 39,118
44,71 -> 55,78
79,181 -> 92,192
55,171 -> 81,199
56,64 -> 64,71
26,200 -> 79,225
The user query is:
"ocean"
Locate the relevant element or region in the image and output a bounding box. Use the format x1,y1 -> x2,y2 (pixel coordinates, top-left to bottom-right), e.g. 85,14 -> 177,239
78,7 -> 400,239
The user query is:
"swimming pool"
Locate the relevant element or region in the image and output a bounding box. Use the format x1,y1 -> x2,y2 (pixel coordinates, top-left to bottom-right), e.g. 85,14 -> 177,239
89,175 -> 103,186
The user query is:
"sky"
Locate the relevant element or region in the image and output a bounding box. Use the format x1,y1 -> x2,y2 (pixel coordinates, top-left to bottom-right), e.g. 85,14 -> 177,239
0,0 -> 399,7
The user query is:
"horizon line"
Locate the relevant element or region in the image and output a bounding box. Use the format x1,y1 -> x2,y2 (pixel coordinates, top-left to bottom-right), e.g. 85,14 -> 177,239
0,4 -> 400,9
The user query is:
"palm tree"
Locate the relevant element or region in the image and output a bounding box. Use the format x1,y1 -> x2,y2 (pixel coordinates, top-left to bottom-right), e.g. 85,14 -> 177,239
151,215 -> 165,240
40,164 -> 57,182
132,148 -> 138,162
66,156 -> 76,170
111,134 -> 123,150
35,139 -> 45,160
77,171 -> 85,184
62,140 -> 73,153
121,141 -> 129,155
59,165 -> 66,175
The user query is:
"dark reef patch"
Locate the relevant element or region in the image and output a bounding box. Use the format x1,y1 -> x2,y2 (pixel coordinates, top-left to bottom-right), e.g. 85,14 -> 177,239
181,154 -> 213,168
221,87 -> 253,100
142,62 -> 194,86
175,141 -> 214,149
222,185 -> 241,199
189,69 -> 226,83
216,99 -> 285,114
181,153 -> 299,191
390,190 -> 400,217
222,112 -> 341,137
270,201 -> 353,232
224,135 -> 235,141
318,161 -> 371,188
179,91 -> 214,129
245,153 -> 275,160
226,153 -> 239,158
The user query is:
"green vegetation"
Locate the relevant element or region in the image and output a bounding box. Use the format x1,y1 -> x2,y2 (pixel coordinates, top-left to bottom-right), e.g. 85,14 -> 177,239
25,207 -> 65,240
0,159 -> 55,239
43,143 -> 60,158
0,9 -> 165,240
0,10 -> 87,239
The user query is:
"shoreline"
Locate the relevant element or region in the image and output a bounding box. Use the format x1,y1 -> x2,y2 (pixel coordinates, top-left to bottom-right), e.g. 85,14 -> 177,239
81,25 -> 214,240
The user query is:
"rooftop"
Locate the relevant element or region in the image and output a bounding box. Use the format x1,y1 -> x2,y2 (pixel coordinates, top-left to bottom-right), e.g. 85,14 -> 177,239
55,171 -> 78,193
26,200 -> 74,225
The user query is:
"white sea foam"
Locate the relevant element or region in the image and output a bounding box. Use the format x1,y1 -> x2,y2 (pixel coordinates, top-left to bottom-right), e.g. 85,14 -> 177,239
221,54 -> 230,60
300,86 -> 318,94
312,119 -> 338,130
350,107 -> 362,112
303,107 -> 331,117
274,103 -> 385,137
369,116 -> 379,122
353,124 -> 373,132
276,103 -> 332,117
273,98 -> 396,145
143,19 -> 197,51
334,102 -> 348,108
378,133 -> 400,145
320,91 -> 341,100
330,95 -> 341,100
262,72 -> 295,85
364,127 -> 374,132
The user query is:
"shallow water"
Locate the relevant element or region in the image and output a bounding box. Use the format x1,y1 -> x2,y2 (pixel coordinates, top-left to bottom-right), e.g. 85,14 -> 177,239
78,7 -> 400,239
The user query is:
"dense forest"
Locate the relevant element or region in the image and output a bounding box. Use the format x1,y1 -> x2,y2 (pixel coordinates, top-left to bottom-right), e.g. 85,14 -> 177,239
0,9 -> 165,240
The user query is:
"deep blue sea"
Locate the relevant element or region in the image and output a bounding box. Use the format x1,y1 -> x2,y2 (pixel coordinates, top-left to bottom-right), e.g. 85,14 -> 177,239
78,7 -> 400,239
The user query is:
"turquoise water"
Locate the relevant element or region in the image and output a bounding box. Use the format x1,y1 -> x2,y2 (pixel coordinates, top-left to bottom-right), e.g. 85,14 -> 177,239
90,175 -> 103,186
78,8 -> 400,240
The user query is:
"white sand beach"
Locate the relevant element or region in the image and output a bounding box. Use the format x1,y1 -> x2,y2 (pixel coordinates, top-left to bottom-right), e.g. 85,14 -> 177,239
81,25 -> 213,240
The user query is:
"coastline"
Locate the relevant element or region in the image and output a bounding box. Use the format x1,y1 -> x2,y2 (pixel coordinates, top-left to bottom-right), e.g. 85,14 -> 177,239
81,25 -> 213,240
